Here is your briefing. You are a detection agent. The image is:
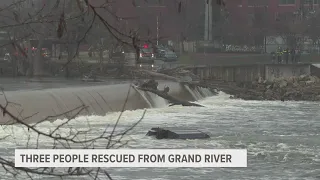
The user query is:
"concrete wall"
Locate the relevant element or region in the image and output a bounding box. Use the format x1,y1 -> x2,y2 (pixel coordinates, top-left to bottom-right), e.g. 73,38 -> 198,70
184,53 -> 320,66
194,65 -> 265,82
234,65 -> 265,82
311,64 -> 320,78
0,81 -> 198,124
187,53 -> 271,66
265,64 -> 310,81
193,64 -> 311,82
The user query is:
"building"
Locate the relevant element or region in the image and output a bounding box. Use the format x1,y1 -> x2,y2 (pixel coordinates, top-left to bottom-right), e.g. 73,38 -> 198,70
89,0 -> 208,43
226,0 -> 320,32
217,0 -> 320,50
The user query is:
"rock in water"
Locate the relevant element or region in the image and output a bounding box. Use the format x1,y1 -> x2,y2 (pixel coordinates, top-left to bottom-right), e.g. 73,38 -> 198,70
163,86 -> 170,94
305,80 -> 314,85
265,89 -> 273,98
266,85 -> 272,89
141,79 -> 158,90
279,80 -> 288,88
293,82 -> 299,87
299,75 -> 308,81
180,75 -> 192,82
149,79 -> 158,90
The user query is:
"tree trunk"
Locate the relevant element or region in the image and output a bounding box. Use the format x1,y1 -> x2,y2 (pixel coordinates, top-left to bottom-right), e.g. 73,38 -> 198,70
99,48 -> 103,72
26,41 -> 33,77
33,39 -> 45,76
179,33 -> 185,54
65,43 -> 75,78
135,85 -> 204,107
11,56 -> 18,77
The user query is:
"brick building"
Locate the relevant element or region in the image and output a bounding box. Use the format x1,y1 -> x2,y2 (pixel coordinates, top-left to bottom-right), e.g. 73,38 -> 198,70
43,0 -> 320,47
89,0 -> 207,43
224,0 -> 320,51
226,0 -> 319,33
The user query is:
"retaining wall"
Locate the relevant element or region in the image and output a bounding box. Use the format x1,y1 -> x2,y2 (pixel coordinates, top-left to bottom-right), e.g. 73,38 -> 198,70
192,64 -> 312,82
0,81 -> 196,125
265,64 -> 310,81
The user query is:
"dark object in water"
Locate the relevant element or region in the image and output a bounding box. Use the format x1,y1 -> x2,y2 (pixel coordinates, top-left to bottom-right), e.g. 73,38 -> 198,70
141,79 -> 158,90
146,127 -> 210,140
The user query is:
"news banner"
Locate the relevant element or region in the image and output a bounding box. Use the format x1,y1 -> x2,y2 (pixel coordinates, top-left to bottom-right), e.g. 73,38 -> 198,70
15,149 -> 247,168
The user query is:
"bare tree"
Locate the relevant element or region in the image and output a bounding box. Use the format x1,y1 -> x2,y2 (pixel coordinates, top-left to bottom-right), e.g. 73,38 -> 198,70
274,11 -> 308,49
0,85 -> 146,179
0,0 -> 147,179
0,1 -> 217,179
305,10 -> 320,52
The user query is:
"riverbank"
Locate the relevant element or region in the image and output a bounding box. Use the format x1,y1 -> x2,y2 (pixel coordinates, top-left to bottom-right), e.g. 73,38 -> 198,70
202,75 -> 320,101
2,60 -> 320,102
142,66 -> 320,102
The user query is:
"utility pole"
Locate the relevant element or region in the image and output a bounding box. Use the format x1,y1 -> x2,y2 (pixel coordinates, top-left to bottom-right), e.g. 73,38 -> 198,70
157,16 -> 159,45
264,6 -> 268,53
209,0 -> 213,41
137,5 -> 165,45
300,0 -> 306,20
204,0 -> 213,41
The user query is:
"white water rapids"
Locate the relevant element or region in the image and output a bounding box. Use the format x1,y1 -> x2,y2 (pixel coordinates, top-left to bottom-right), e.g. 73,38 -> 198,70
0,90 -> 319,180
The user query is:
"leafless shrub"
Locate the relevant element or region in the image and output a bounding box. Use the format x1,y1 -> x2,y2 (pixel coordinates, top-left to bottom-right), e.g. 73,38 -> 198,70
0,1 -> 152,179
0,0 -> 227,179
0,85 -> 147,179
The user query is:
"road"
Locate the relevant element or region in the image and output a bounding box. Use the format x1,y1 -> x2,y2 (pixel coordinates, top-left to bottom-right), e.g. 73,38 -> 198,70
179,53 -> 320,66
47,53 -> 320,73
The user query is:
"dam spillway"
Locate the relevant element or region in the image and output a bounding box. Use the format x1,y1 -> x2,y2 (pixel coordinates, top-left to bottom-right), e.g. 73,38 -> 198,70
0,81 -> 215,124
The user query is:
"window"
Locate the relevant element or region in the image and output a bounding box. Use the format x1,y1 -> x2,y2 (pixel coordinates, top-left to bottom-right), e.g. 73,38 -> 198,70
248,0 -> 268,7
279,0 -> 295,5
275,12 -> 279,21
276,12 -> 294,21
248,13 -> 254,26
134,0 -> 163,7
304,0 -> 317,4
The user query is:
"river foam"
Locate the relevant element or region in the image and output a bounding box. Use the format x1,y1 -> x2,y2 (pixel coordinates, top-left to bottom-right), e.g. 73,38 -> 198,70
0,90 -> 319,179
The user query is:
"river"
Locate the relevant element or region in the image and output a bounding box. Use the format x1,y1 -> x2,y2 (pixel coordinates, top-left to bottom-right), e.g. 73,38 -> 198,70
0,90 -> 319,180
